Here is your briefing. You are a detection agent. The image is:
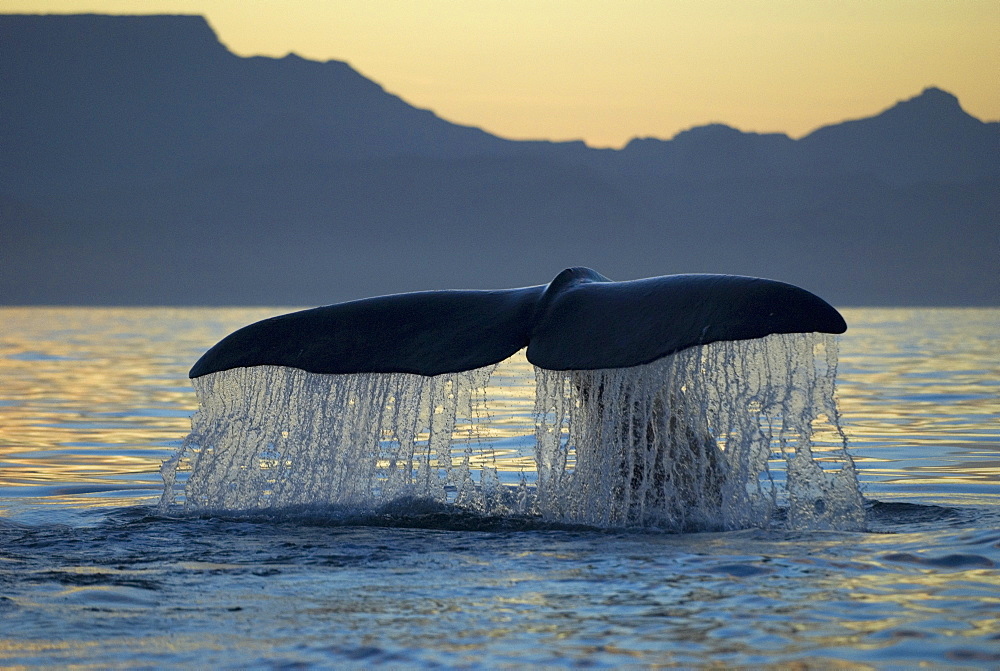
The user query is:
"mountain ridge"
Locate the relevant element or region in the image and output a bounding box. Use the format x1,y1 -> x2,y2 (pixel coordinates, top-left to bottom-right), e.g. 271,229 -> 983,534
1,14 -> 997,305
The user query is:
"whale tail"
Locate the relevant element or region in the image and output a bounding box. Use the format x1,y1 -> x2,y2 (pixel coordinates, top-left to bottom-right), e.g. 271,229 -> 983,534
189,268 -> 845,378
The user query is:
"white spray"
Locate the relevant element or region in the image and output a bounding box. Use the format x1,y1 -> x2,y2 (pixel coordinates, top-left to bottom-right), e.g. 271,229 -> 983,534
534,333 -> 864,530
160,333 -> 864,530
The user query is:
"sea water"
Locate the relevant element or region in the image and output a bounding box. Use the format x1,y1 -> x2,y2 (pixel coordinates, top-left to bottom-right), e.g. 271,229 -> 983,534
159,332 -> 863,532
1,307 -> 998,667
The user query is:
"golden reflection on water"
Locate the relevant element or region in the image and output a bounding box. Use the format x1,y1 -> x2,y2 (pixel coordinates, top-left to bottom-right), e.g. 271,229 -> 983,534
835,535 -> 1000,644
836,308 -> 1000,499
0,307 -> 282,507
0,307 -> 997,512
838,309 -> 999,436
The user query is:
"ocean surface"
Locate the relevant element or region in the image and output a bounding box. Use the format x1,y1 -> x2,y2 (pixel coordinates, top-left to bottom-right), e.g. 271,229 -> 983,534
1,307 -> 998,668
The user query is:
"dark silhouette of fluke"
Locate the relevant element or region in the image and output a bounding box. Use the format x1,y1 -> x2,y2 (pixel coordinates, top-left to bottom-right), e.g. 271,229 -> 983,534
190,268 -> 847,378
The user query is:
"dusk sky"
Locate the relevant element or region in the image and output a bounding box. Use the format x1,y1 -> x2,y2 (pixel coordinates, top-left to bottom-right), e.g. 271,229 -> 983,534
6,0 -> 999,147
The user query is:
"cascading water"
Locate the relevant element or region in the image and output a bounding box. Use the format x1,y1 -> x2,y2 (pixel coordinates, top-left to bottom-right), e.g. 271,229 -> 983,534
534,333 -> 864,530
159,364 -> 508,514
160,333 -> 865,531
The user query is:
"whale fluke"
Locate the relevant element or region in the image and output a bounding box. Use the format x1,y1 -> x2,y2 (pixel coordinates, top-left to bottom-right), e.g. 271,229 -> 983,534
188,287 -> 543,378
527,269 -> 847,370
189,268 -> 846,378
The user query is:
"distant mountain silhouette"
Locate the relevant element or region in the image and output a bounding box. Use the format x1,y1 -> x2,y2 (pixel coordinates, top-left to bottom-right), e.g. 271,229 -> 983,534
1,14 -> 997,305
800,87 -> 999,185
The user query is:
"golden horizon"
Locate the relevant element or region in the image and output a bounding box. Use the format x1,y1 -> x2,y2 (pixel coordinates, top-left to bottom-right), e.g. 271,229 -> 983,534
3,0 -> 999,148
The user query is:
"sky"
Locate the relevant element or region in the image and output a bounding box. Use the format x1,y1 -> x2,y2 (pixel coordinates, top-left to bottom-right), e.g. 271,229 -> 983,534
3,0 -> 999,148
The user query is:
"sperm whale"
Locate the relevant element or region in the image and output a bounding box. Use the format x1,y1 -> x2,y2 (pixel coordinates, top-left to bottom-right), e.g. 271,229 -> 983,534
170,268 -> 859,528
189,267 -> 846,378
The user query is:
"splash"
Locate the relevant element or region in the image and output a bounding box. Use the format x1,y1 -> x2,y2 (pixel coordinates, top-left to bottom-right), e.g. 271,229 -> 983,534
159,365 -> 511,514
534,333 -> 864,530
160,333 -> 864,531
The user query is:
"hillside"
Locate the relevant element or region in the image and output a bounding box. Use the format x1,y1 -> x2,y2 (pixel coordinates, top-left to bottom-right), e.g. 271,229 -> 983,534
1,14 -> 997,305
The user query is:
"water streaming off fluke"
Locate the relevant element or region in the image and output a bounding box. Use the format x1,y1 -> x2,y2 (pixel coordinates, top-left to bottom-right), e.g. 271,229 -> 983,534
160,333 -> 864,531
534,333 -> 864,530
